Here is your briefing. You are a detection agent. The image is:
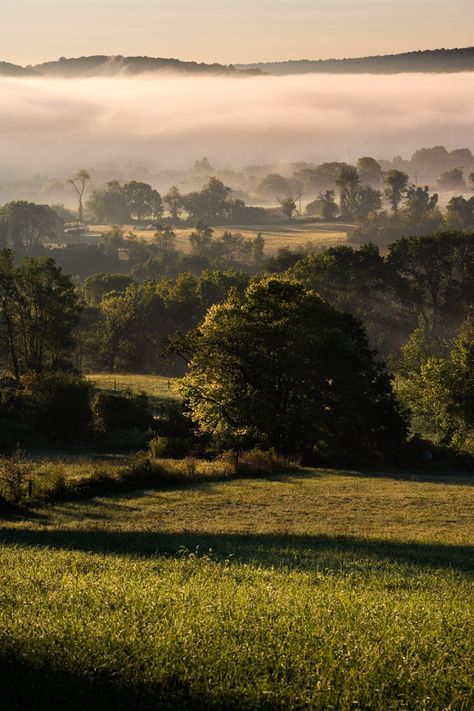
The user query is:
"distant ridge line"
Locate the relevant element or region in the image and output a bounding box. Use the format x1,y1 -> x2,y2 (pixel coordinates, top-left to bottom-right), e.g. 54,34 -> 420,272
0,55 -> 263,78
237,47 -> 474,75
1,47 -> 474,78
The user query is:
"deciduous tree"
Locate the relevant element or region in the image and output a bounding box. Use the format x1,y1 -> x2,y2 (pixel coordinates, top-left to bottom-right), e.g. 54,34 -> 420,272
181,277 -> 406,460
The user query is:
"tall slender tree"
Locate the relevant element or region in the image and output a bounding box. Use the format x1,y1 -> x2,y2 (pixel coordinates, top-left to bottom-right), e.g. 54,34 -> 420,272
68,169 -> 91,224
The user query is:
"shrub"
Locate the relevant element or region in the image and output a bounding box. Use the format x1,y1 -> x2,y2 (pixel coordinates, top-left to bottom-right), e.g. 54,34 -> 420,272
20,372 -> 92,442
92,390 -> 154,434
238,448 -> 290,474
148,435 -> 192,459
41,471 -> 67,501
0,380 -> 30,450
0,448 -> 34,504
118,458 -> 166,490
153,400 -> 194,438
97,429 -> 153,452
218,448 -> 291,476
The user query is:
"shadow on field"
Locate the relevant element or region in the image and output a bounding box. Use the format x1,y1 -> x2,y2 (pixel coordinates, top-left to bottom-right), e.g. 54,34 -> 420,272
1,527 -> 472,574
0,652 -> 247,711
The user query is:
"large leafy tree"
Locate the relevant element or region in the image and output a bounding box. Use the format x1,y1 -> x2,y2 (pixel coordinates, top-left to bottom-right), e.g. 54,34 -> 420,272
387,231 -> 474,337
289,244 -> 393,352
122,181 -> 163,222
384,169 -> 409,214
87,180 -> 131,224
164,186 -> 184,220
0,201 -> 60,252
318,190 -> 338,220
445,196 -> 474,231
357,157 -> 384,187
395,321 -> 474,448
183,178 -> 231,223
0,251 -> 81,378
181,277 -> 407,460
335,166 -> 360,219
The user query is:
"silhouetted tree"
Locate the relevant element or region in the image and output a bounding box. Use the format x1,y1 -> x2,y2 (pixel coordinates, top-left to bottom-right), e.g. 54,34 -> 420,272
357,157 -> 384,187
385,169 -> 409,214
164,186 -> 184,220
336,166 -> 360,219
68,169 -> 90,223
277,195 -> 297,222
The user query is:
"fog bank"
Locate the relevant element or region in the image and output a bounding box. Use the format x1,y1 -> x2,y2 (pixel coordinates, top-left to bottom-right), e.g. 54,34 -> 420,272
0,72 -> 473,179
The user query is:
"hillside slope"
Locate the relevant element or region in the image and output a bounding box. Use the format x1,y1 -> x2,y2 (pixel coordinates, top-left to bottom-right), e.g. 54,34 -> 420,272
0,55 -> 262,78
238,46 -> 474,75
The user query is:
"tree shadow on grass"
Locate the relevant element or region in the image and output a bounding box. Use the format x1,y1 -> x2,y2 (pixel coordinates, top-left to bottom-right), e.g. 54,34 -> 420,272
0,651 -> 248,711
0,527 -> 472,575
0,502 -> 48,522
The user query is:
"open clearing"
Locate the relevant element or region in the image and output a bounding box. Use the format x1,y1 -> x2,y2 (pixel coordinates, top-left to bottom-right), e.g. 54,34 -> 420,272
1,469 -> 473,709
86,372 -> 179,401
92,221 -> 352,255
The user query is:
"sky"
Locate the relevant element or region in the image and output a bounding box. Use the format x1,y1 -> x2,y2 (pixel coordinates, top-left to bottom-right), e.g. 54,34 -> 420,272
2,0 -> 473,66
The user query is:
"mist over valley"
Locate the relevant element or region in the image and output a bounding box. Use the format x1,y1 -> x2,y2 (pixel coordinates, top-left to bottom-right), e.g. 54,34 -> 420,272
1,71 -> 473,186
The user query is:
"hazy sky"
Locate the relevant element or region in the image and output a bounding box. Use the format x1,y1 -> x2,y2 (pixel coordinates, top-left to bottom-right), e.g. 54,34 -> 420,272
3,0 -> 473,65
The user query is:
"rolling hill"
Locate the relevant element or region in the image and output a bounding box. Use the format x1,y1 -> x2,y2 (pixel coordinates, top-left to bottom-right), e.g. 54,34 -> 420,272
2,48 -> 474,78
0,55 -> 262,78
237,47 -> 474,75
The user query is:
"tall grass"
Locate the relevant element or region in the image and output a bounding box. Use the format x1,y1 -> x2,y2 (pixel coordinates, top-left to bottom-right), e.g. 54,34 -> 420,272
1,468 -> 472,709
0,545 -> 472,710
0,449 -> 290,505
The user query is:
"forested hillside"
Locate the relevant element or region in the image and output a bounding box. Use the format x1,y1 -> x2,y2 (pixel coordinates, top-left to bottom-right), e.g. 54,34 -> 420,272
2,47 -> 474,78
0,55 -> 262,77
238,47 -> 474,75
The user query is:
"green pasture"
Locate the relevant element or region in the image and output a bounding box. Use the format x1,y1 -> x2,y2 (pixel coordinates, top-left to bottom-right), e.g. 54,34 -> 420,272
1,469 -> 473,709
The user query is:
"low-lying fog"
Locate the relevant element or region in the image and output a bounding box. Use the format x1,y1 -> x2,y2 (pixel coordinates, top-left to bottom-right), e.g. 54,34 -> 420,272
1,72 -> 473,179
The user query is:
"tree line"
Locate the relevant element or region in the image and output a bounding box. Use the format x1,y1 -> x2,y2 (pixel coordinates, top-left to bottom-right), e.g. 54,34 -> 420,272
2,226 -> 474,459
87,177 -> 265,226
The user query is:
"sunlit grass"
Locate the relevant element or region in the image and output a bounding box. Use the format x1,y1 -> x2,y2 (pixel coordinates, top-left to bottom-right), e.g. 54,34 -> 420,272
92,221 -> 351,255
1,469 -> 473,709
86,372 -> 179,400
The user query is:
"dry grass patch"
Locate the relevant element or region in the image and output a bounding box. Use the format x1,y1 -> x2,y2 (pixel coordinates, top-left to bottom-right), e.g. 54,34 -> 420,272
86,373 -> 179,400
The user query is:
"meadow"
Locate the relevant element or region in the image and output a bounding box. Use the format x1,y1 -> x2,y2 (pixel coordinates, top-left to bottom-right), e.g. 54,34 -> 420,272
1,468 -> 473,709
86,372 -> 179,402
92,221 -> 351,255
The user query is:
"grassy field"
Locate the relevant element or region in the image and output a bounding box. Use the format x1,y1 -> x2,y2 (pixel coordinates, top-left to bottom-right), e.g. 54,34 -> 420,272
86,372 -> 179,401
93,221 -> 352,255
1,469 -> 473,709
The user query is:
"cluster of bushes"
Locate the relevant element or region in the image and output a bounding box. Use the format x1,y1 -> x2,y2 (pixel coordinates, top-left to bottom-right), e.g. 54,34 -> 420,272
0,447 -> 291,507
0,372 -> 156,451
